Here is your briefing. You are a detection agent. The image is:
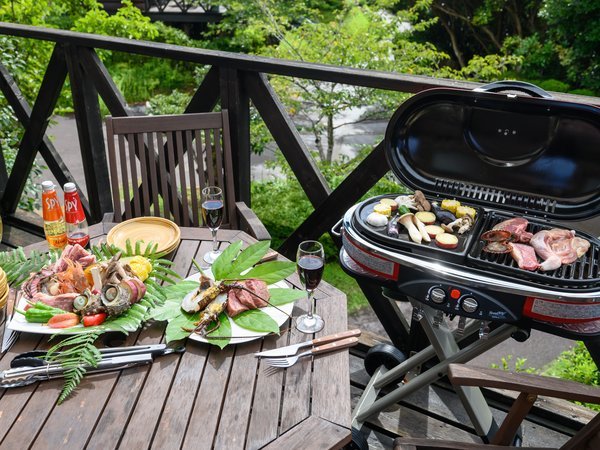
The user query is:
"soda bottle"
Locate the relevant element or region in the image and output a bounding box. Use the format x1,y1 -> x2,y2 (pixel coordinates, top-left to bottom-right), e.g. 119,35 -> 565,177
63,182 -> 90,248
41,181 -> 67,250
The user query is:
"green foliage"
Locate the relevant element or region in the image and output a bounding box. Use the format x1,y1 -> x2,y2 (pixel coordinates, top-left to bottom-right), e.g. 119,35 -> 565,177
541,0 -> 600,92
502,34 -> 563,81
46,331 -> 102,403
544,342 -> 600,411
490,354 -> 536,374
0,247 -> 59,286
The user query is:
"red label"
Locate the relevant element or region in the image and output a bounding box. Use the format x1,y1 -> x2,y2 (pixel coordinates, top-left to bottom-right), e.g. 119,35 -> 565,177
64,191 -> 86,223
68,234 -> 90,247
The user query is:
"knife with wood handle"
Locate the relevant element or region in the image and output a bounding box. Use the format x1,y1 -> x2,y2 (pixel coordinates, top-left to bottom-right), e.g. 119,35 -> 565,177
254,328 -> 361,357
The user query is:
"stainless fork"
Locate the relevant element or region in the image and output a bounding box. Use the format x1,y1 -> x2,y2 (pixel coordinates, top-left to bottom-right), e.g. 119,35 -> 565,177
262,336 -> 358,368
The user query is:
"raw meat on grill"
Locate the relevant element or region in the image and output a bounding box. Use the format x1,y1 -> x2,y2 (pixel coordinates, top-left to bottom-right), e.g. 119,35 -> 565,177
225,279 -> 270,317
509,243 -> 539,271
493,218 -> 533,243
530,229 -> 591,271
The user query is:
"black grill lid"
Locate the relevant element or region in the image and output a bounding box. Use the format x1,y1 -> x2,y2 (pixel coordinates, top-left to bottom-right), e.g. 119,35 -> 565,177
384,81 -> 600,221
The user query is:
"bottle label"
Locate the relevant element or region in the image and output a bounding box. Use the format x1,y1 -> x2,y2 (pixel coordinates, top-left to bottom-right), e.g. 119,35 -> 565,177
44,221 -> 67,249
67,234 -> 90,247
42,190 -> 64,222
64,191 -> 86,223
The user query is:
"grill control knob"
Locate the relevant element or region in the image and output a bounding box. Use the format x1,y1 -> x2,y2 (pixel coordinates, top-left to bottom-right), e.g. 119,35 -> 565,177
429,288 -> 446,304
461,297 -> 479,313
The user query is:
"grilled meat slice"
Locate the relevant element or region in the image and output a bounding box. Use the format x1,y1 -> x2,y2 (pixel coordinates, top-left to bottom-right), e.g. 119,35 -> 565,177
493,218 -> 533,243
509,243 -> 539,271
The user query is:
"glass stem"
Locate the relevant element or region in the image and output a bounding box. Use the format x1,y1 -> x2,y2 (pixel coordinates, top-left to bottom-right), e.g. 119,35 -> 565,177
307,289 -> 314,319
212,229 -> 218,253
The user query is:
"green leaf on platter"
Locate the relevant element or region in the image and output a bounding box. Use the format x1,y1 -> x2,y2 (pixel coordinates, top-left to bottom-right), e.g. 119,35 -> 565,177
235,261 -> 296,285
165,310 -> 200,343
149,302 -> 183,321
221,240 -> 271,279
211,240 -> 243,281
231,309 -> 280,334
162,281 -> 200,300
267,288 -> 306,306
206,314 -> 232,349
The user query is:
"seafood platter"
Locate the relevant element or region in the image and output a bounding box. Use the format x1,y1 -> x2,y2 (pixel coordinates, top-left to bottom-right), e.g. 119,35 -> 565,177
337,81 -> 600,340
8,244 -> 155,334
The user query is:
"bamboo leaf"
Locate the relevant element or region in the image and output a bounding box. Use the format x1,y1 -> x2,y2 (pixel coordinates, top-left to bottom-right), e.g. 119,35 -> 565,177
235,261 -> 296,285
211,241 -> 243,281
222,241 -> 271,279
267,288 -> 306,306
231,309 -> 279,334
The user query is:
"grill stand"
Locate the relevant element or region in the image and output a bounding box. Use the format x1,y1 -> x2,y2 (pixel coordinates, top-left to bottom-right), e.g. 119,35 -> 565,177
352,299 -> 519,443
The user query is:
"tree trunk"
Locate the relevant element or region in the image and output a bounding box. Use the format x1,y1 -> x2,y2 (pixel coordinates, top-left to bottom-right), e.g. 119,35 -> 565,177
326,114 -> 334,163
440,18 -> 466,68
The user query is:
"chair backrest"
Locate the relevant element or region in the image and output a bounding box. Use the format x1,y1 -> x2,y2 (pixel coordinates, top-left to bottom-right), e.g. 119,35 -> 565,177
105,111 -> 237,228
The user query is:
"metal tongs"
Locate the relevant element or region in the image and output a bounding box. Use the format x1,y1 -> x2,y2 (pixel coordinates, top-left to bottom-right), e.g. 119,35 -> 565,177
0,343 -> 185,388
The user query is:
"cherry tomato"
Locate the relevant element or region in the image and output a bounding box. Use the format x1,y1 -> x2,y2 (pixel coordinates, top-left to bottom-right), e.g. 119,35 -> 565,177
83,313 -> 107,327
48,313 -> 80,329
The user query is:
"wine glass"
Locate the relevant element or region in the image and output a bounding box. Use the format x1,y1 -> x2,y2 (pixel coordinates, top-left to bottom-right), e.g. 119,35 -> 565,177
201,186 -> 224,264
295,240 -> 325,334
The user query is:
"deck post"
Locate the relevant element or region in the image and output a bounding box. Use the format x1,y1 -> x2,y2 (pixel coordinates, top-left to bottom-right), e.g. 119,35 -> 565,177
219,67 -> 251,205
65,44 -> 112,223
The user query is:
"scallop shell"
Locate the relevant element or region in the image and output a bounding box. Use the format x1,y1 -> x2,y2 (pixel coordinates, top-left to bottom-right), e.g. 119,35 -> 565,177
481,230 -> 512,242
366,212 -> 388,227
483,241 -> 512,254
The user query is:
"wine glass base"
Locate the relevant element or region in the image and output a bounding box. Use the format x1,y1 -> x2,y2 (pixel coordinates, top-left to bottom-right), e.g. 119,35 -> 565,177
203,250 -> 222,264
295,314 -> 324,334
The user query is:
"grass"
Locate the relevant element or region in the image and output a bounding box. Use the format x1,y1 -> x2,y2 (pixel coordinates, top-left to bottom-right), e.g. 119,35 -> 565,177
322,260 -> 368,314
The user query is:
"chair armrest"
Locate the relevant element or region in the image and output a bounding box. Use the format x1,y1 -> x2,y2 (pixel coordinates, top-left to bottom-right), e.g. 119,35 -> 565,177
448,364 -> 600,404
235,201 -> 271,241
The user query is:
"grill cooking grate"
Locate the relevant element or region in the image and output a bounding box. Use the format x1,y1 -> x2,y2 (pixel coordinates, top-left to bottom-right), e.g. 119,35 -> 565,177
435,180 -> 557,214
468,212 -> 600,287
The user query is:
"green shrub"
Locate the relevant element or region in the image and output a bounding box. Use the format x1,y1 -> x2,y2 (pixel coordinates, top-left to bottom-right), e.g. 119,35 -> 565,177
544,342 -> 600,411
538,79 -> 570,93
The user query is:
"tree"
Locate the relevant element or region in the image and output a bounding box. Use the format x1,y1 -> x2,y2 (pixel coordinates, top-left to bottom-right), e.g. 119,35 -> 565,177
541,0 -> 600,92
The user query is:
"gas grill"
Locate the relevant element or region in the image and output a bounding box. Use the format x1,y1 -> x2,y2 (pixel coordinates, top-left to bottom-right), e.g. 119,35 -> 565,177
339,81 -> 600,445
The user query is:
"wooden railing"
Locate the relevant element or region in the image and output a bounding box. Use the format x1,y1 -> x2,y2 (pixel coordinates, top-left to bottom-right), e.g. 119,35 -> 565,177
1,22 -> 599,259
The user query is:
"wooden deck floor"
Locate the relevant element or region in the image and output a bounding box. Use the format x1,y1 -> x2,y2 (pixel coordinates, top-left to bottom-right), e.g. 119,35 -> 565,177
350,332 -> 595,449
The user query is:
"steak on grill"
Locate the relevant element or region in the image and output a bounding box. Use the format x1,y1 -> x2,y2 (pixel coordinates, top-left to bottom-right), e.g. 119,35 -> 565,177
509,243 -> 539,271
493,218 -> 533,243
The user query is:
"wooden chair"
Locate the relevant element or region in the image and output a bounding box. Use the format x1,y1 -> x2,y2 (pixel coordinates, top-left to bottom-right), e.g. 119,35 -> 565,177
393,363 -> 600,450
105,111 -> 270,240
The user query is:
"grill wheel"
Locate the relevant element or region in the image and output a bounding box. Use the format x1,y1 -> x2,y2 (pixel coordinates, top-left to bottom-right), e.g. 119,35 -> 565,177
364,344 -> 407,376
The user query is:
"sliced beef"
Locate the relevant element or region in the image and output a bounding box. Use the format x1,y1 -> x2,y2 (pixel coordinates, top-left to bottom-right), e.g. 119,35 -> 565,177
226,290 -> 249,317
509,243 -> 539,271
225,279 -> 270,315
54,244 -> 96,272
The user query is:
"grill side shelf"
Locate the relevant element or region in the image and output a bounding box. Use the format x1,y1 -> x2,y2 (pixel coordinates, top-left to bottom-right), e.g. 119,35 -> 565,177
467,211 -> 600,287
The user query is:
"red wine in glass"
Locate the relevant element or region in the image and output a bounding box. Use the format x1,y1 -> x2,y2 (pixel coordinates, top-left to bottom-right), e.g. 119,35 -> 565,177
295,240 -> 325,334
297,255 -> 324,291
202,199 -> 224,229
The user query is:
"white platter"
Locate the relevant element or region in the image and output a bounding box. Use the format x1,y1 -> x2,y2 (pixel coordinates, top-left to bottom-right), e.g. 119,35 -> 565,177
7,291 -> 87,334
183,271 -> 295,345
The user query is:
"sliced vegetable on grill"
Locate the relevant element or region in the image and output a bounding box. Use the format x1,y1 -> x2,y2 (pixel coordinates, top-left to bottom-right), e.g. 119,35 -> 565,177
435,233 -> 459,249
415,211 -> 436,225
424,225 -> 445,238
412,215 -> 431,243
441,199 -> 461,214
398,207 -> 422,244
456,205 -> 476,219
379,198 -> 398,213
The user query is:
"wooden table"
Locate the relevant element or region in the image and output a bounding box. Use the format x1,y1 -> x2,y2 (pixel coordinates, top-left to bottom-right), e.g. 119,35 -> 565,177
0,222 -> 351,449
